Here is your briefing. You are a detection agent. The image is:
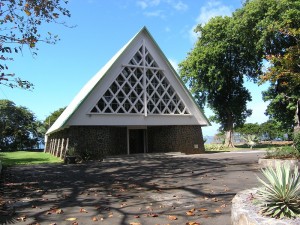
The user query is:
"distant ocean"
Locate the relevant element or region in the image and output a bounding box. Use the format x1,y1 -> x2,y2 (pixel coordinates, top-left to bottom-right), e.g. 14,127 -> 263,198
204,136 -> 214,144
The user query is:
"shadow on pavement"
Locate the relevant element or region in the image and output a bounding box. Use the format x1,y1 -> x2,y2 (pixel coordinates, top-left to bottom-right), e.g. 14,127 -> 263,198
0,152 -> 263,225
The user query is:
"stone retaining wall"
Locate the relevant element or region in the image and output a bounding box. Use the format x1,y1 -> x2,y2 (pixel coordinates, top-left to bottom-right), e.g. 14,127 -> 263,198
232,188 -> 300,225
258,158 -> 299,169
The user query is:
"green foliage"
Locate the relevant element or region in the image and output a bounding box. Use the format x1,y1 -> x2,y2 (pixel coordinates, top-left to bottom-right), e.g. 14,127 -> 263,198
293,132 -> 300,152
256,163 -> 300,218
242,134 -> 259,149
235,0 -> 300,132
66,147 -> 76,156
0,0 -> 71,89
0,99 -> 43,151
44,107 -> 66,129
236,121 -> 290,141
204,144 -> 226,152
179,16 -> 254,146
235,123 -> 261,137
0,151 -> 62,167
262,86 -> 297,136
265,146 -> 300,159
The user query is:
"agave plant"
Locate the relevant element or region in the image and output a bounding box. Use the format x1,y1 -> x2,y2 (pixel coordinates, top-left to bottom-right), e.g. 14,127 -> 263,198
256,162 -> 300,219
242,134 -> 259,149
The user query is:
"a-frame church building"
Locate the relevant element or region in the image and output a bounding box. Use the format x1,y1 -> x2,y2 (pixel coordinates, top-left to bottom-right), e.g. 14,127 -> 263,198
45,27 -> 210,159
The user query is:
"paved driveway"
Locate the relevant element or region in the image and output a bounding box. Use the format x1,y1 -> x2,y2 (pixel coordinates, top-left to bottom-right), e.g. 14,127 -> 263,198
0,151 -> 265,225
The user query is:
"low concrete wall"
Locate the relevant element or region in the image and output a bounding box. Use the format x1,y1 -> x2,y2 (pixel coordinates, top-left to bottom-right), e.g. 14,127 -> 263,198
258,158 -> 299,169
231,188 -> 300,225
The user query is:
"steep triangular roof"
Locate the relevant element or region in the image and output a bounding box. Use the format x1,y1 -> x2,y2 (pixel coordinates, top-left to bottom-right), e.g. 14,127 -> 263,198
46,27 -> 210,135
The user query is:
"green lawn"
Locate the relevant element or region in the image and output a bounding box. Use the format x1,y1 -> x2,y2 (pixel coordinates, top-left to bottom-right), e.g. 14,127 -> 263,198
204,142 -> 293,152
0,151 -> 62,167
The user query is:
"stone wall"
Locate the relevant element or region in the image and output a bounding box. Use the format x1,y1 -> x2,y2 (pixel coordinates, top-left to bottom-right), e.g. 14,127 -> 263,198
147,125 -> 205,154
68,126 -> 127,158
45,125 -> 206,159
45,126 -> 127,159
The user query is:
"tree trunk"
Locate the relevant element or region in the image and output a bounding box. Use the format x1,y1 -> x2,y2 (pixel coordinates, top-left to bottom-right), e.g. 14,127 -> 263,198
224,114 -> 235,148
224,129 -> 235,147
296,98 -> 300,128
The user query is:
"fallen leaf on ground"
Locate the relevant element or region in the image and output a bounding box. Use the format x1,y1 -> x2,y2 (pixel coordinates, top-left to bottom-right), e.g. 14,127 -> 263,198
215,209 -> 222,213
168,215 -> 177,220
186,210 -> 195,216
56,209 -> 63,214
186,222 -> 200,225
66,218 -> 77,221
134,215 -> 140,218
147,213 -> 158,217
92,216 -> 98,221
80,208 -> 88,213
198,208 -> 208,212
130,223 -> 141,225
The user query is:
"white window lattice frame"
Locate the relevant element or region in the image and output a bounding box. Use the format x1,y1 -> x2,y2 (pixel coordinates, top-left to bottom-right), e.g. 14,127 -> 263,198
90,41 -> 190,116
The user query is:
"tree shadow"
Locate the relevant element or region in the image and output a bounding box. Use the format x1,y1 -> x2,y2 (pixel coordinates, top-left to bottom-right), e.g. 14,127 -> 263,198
0,152 -> 263,224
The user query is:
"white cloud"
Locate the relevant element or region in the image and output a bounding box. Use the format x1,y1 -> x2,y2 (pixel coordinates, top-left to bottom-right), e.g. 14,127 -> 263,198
197,1 -> 232,25
168,58 -> 179,72
144,10 -> 166,18
137,0 -> 188,17
136,0 -> 161,9
136,1 -> 148,9
189,1 -> 233,43
170,0 -> 188,11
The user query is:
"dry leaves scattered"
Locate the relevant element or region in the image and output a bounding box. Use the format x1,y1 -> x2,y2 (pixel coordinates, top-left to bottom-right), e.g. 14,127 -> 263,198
79,208 -> 88,213
168,215 -> 177,220
186,208 -> 196,216
186,222 -> 200,225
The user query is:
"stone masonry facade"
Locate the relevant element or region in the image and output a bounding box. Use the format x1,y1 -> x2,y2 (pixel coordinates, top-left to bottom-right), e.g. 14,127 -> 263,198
45,125 -> 205,159
147,125 -> 205,154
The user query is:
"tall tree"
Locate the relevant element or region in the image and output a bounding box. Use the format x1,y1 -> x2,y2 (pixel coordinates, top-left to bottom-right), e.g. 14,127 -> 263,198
179,16 -> 258,147
234,0 -> 300,133
0,0 -> 71,89
0,99 -> 40,150
44,107 -> 65,129
261,28 -> 300,131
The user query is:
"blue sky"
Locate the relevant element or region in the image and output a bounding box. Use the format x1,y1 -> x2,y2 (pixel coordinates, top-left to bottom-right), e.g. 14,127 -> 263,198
0,0 -> 269,136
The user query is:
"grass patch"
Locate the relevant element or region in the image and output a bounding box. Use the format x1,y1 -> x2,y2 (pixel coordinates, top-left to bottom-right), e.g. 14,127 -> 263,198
0,151 -> 62,167
204,141 -> 293,152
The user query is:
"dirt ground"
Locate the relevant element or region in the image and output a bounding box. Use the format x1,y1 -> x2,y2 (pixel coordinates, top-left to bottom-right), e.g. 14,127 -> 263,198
0,151 -> 265,225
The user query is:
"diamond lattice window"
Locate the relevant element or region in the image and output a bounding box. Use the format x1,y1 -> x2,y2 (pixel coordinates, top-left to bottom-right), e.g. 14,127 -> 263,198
90,44 -> 190,115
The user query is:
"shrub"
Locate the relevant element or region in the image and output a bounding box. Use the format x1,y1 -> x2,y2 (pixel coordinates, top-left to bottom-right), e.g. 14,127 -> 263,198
242,134 -> 259,149
256,162 -> 300,219
294,131 -> 300,152
265,146 -> 300,159
204,144 -> 226,151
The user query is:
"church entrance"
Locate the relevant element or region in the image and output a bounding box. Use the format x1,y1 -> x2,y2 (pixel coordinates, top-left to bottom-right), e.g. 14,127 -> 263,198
128,128 -> 147,154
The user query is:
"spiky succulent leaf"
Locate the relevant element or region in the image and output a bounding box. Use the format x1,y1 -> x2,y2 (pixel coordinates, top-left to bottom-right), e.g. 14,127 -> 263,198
256,162 -> 300,219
